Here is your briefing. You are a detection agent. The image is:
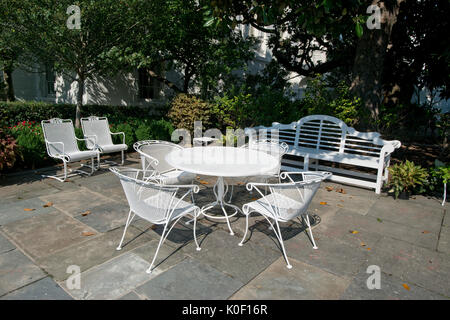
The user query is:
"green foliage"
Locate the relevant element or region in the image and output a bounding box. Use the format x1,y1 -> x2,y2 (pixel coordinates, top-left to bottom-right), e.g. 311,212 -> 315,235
436,112 -> 449,145
0,101 -> 165,127
9,121 -> 50,169
211,88 -> 252,130
0,129 -> 21,172
134,119 -> 174,142
110,123 -> 135,149
302,75 -> 361,126
168,94 -> 213,132
388,160 -> 429,199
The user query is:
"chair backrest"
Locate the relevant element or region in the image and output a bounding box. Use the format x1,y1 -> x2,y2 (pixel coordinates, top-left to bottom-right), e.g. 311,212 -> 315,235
244,139 -> 289,175
110,167 -> 187,223
81,116 -> 113,149
41,118 -> 80,158
253,172 -> 330,221
134,140 -> 183,174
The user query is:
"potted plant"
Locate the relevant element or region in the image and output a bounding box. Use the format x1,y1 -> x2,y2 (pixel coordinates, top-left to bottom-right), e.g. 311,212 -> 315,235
387,160 -> 429,199
430,160 -> 450,206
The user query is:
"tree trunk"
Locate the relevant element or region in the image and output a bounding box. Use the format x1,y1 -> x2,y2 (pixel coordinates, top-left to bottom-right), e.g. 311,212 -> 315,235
183,66 -> 191,93
75,76 -> 84,128
350,0 -> 404,130
2,63 -> 15,102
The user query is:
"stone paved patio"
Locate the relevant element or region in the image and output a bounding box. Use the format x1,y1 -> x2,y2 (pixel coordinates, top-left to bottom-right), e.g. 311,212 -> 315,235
0,152 -> 448,300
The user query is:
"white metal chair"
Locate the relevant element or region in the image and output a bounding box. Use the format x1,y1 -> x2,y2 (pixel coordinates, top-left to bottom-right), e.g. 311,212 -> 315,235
41,118 -> 100,182
81,116 -> 127,168
239,171 -> 332,269
110,167 -> 202,274
133,140 -> 196,185
228,139 -> 289,201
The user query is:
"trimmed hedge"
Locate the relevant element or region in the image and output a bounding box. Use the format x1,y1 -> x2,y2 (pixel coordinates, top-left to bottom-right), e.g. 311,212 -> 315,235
0,101 -> 168,127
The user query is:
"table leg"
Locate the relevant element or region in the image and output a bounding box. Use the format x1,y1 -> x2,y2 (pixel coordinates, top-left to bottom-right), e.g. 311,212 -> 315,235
199,176 -> 242,235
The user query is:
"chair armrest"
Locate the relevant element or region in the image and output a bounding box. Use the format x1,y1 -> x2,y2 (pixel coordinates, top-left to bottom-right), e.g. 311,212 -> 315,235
137,150 -> 159,169
75,136 -> 97,149
81,135 -> 98,149
110,131 -> 125,145
45,140 -> 65,156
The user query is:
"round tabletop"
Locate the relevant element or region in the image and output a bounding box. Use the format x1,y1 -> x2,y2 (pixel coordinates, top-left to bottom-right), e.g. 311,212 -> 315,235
165,146 -> 280,177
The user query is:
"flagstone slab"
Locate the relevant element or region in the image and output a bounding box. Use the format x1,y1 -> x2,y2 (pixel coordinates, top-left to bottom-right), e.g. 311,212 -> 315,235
0,249 -> 46,296
340,270 -> 446,300
133,217 -> 213,246
39,188 -> 111,216
443,210 -> 449,227
135,258 -> 244,300
230,257 -> 351,300
0,179 -> 60,204
283,231 -> 372,277
74,202 -> 130,233
367,236 -> 450,297
118,291 -> 143,300
367,197 -> 444,233
0,232 -> 15,254
60,252 -> 157,300
130,240 -> 188,273
437,226 -> 450,255
1,276 -> 73,300
36,226 -> 153,281
0,197 -> 54,226
312,187 -> 376,216
317,208 -> 438,251
180,229 -> 280,283
2,210 -> 97,259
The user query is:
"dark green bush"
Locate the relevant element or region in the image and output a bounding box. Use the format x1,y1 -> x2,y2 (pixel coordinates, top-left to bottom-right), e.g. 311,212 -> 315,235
168,94 -> 213,132
0,101 -> 165,127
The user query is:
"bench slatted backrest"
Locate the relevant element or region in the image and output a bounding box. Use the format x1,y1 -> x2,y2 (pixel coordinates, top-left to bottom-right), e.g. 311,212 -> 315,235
343,128 -> 385,157
296,115 -> 347,153
247,122 -> 297,148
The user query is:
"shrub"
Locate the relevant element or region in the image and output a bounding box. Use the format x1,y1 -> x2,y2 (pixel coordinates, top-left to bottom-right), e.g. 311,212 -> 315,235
9,121 -> 50,169
167,94 -> 213,132
0,101 -> 166,127
110,123 -> 135,149
302,75 -> 361,126
0,129 -> 22,172
211,89 -> 252,130
387,160 -> 429,199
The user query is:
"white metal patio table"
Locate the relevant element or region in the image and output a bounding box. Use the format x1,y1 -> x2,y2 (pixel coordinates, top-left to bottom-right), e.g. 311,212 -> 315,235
165,146 -> 280,235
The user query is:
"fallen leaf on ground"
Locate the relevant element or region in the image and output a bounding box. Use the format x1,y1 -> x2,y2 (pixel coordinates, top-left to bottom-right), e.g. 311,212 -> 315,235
377,218 -> 383,223
337,204 -> 344,208
24,208 -> 35,212
350,230 -> 359,234
319,201 -> 327,205
251,197 -> 258,201
151,224 -> 158,230
422,230 -> 430,234
81,231 -> 95,237
43,202 -> 53,208
402,283 -> 410,291
360,242 -> 366,247
325,186 -> 334,192
366,248 -> 371,251
81,210 -> 91,216
336,188 -> 346,194
198,180 -> 209,185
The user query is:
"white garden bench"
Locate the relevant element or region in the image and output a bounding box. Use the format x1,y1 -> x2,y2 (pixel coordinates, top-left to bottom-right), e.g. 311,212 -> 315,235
245,115 -> 401,194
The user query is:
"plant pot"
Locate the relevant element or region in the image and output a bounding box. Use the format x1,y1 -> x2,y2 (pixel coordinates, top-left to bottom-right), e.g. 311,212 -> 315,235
398,191 -> 410,200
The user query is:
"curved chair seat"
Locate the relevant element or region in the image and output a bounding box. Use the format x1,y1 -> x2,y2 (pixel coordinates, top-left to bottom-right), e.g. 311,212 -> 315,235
98,143 -> 128,153
62,150 -> 100,162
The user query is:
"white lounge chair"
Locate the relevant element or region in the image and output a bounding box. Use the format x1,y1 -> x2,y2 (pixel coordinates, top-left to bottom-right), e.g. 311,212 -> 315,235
239,171 -> 331,269
110,167 -> 201,273
41,118 -> 100,182
81,116 -> 127,168
133,140 -> 196,185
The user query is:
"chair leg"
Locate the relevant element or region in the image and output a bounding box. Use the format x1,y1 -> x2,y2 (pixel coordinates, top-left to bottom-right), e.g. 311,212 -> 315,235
146,222 -> 169,274
193,209 -> 201,251
116,210 -> 135,250
121,150 -> 125,165
238,213 -> 250,247
304,213 -> 318,249
274,220 -> 292,269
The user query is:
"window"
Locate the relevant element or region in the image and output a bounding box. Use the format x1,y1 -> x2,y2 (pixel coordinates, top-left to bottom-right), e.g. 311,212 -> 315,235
138,68 -> 159,100
45,64 -> 56,95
